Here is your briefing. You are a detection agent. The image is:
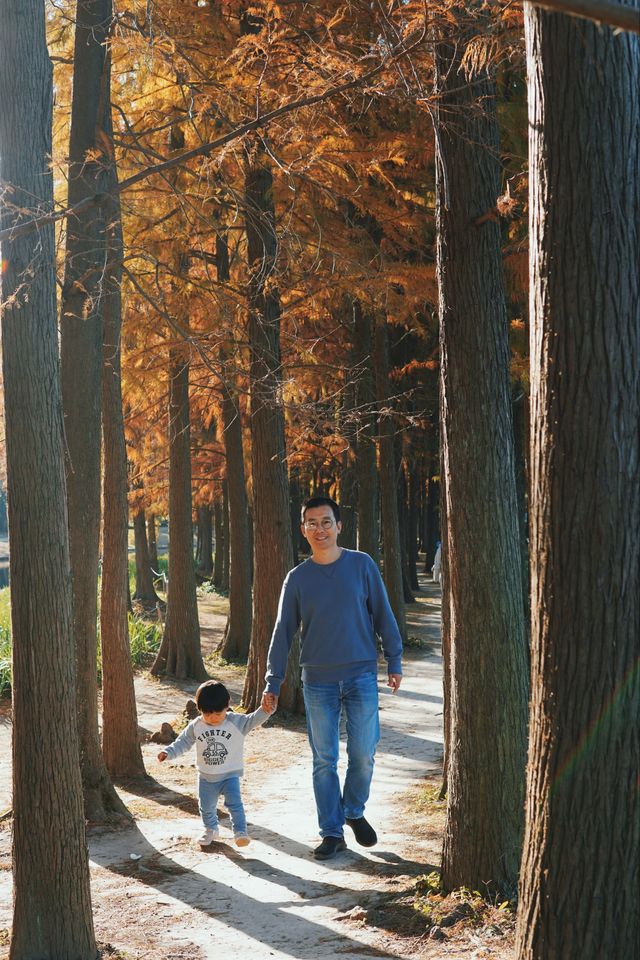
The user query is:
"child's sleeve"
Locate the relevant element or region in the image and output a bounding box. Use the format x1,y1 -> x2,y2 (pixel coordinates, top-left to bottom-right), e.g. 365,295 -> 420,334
163,720 -> 197,760
230,708 -> 270,735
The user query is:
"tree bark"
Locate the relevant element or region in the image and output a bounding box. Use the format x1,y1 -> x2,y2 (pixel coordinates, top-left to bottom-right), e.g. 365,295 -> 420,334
435,15 -> 528,898
406,458 -> 420,592
195,504 -> 214,578
353,300 -> 380,562
221,479 -> 230,593
151,350 -> 207,680
517,8 -> 639,958
147,513 -> 159,572
133,508 -> 160,605
0,2 -> 96,952
100,73 -> 146,780
374,317 -> 407,641
60,0 -> 128,823
213,497 -> 224,590
241,151 -> 300,713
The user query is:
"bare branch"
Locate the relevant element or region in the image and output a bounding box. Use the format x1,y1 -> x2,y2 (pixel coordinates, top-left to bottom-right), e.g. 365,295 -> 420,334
0,28 -> 426,245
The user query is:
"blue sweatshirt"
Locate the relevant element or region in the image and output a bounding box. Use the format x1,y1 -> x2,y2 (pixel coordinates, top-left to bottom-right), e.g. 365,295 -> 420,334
264,548 -> 403,694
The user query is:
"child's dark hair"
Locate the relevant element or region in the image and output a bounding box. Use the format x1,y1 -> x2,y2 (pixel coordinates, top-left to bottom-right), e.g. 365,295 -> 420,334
301,496 -> 341,523
195,680 -> 230,714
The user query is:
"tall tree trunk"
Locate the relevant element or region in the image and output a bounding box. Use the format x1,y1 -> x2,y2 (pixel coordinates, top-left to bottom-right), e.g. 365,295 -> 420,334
406,457 -> 420,592
151,350 -> 207,680
100,75 -> 146,780
435,16 -> 528,897
216,231 -> 253,660
60,0 -> 127,823
195,504 -> 213,578
147,513 -> 159,572
221,479 -> 230,592
374,317 -> 407,641
213,497 -> 224,590
289,466 -> 301,564
423,467 -> 440,573
517,8 -> 639,958
241,149 -> 300,713
339,336 -> 358,550
133,507 -> 160,604
0,1 -> 96,951
353,300 -> 380,562
397,451 -> 416,603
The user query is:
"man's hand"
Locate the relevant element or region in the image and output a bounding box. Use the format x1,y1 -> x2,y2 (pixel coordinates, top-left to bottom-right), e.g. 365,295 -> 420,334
387,674 -> 402,694
261,691 -> 279,714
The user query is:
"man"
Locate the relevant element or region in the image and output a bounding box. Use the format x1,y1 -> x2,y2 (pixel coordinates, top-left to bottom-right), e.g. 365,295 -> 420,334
262,496 -> 403,860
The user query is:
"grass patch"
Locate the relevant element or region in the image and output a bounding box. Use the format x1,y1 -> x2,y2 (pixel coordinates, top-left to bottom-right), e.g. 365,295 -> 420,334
0,586 -> 162,696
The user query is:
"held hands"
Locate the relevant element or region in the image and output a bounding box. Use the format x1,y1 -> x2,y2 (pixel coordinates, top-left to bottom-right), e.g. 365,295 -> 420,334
261,691 -> 278,714
387,674 -> 402,694
157,751 -> 168,762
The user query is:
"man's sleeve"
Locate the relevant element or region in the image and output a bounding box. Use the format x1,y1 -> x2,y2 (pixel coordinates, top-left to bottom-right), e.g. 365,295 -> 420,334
366,559 -> 403,674
264,572 -> 300,695
164,720 -> 197,760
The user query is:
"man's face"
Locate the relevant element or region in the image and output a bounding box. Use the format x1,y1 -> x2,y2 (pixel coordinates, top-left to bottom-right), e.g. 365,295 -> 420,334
301,505 -> 341,555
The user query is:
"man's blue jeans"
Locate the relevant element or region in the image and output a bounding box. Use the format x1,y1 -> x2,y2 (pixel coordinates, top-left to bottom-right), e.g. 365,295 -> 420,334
198,775 -> 246,835
303,671 -> 380,838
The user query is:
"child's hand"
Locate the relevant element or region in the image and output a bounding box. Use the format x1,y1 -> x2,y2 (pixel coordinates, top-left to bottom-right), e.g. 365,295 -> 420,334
157,751 -> 168,762
261,691 -> 278,714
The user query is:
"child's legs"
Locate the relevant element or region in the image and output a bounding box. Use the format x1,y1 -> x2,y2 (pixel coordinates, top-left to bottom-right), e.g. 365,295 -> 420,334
198,777 -> 223,830
220,776 -> 247,835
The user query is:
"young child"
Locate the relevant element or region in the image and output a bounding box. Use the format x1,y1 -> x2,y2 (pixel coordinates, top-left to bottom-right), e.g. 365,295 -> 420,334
158,680 -> 273,848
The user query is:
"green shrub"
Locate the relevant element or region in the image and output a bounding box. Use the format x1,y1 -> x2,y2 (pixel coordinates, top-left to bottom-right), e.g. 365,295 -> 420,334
0,586 -> 163,697
128,614 -> 162,665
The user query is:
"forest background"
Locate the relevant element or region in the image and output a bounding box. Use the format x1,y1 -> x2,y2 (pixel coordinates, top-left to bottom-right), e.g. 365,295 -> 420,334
0,1 -> 637,959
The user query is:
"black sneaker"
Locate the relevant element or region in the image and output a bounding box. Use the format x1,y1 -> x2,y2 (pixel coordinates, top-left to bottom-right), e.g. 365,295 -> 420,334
346,817 -> 377,847
313,836 -> 347,860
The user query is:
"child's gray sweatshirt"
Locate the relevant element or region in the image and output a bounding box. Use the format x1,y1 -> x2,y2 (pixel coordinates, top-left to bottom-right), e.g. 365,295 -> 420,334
163,708 -> 269,782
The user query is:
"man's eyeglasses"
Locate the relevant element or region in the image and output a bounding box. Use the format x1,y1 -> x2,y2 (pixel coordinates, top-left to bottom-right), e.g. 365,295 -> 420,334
303,518 -> 335,531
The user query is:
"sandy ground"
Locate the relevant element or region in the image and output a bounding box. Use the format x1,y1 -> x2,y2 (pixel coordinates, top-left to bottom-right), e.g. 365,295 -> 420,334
0,580 -> 515,959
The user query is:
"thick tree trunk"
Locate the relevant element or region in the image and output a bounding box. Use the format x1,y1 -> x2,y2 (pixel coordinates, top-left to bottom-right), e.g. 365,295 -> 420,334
217,278 -> 253,658
397,451 -> 416,603
100,86 -> 146,780
338,339 -> 358,549
423,468 -> 440,573
60,0 -> 127,823
374,317 -> 407,641
353,300 -> 380,562
289,466 -> 301,564
195,504 -> 214,578
406,459 -> 420,592
151,351 -> 207,680
221,479 -> 230,592
133,508 -> 160,605
517,9 -> 639,959
147,513 -> 159,572
213,497 -> 224,590
241,153 -> 300,713
435,19 -> 528,897
0,2 -> 96,952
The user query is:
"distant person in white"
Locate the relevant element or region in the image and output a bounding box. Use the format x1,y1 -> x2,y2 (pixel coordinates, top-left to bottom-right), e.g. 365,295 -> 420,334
432,542 -> 442,586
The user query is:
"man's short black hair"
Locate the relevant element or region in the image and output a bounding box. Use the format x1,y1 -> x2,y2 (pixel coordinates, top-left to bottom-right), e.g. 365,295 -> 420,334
195,680 -> 230,714
301,496 -> 341,523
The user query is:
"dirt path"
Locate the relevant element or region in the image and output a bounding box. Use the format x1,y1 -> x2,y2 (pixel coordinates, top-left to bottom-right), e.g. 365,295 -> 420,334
0,580 -> 514,959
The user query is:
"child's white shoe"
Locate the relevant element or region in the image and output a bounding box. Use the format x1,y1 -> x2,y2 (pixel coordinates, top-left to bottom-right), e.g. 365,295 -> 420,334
198,828 -> 220,847
235,833 -> 250,847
